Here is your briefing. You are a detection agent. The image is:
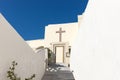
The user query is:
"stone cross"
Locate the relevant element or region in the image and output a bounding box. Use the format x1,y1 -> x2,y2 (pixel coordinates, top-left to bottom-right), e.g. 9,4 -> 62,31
56,27 -> 66,42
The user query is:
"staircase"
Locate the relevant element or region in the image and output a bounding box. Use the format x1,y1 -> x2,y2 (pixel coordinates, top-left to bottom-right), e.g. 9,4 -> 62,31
42,63 -> 75,80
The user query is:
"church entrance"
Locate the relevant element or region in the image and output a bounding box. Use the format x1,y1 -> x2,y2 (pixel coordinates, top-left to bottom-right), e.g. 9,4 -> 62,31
49,27 -> 70,65
51,42 -> 68,64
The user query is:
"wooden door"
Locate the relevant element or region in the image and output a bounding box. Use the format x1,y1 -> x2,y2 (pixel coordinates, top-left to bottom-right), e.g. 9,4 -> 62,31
55,46 -> 64,63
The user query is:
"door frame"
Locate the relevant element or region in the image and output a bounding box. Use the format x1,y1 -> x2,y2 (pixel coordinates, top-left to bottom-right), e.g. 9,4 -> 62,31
52,43 -> 66,63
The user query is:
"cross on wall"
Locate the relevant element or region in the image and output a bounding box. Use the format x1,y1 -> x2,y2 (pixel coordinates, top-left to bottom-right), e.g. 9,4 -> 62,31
56,27 -> 66,42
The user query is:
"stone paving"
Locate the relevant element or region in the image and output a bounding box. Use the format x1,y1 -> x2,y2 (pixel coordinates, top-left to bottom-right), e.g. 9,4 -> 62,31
41,63 -> 75,80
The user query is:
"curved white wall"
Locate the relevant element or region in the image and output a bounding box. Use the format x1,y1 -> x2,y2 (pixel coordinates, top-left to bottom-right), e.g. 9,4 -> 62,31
70,0 -> 120,80
26,39 -> 45,50
0,13 -> 45,80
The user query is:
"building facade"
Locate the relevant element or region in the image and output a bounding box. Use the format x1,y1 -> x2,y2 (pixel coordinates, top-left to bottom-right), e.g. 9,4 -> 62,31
27,15 -> 82,66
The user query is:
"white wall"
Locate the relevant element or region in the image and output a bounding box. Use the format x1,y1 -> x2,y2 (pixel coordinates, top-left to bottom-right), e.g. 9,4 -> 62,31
26,39 -> 45,50
45,23 -> 78,47
36,49 -> 48,68
0,13 -> 45,80
70,0 -> 120,80
78,15 -> 83,28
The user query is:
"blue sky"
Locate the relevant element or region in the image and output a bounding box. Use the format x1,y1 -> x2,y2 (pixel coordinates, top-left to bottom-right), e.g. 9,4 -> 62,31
0,0 -> 88,40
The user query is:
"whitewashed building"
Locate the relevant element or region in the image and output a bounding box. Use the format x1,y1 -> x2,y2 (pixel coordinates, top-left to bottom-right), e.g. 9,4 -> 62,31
27,15 -> 83,66
71,0 -> 120,80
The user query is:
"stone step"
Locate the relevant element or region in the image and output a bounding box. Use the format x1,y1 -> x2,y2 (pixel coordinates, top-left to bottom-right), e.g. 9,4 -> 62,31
42,63 -> 75,80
